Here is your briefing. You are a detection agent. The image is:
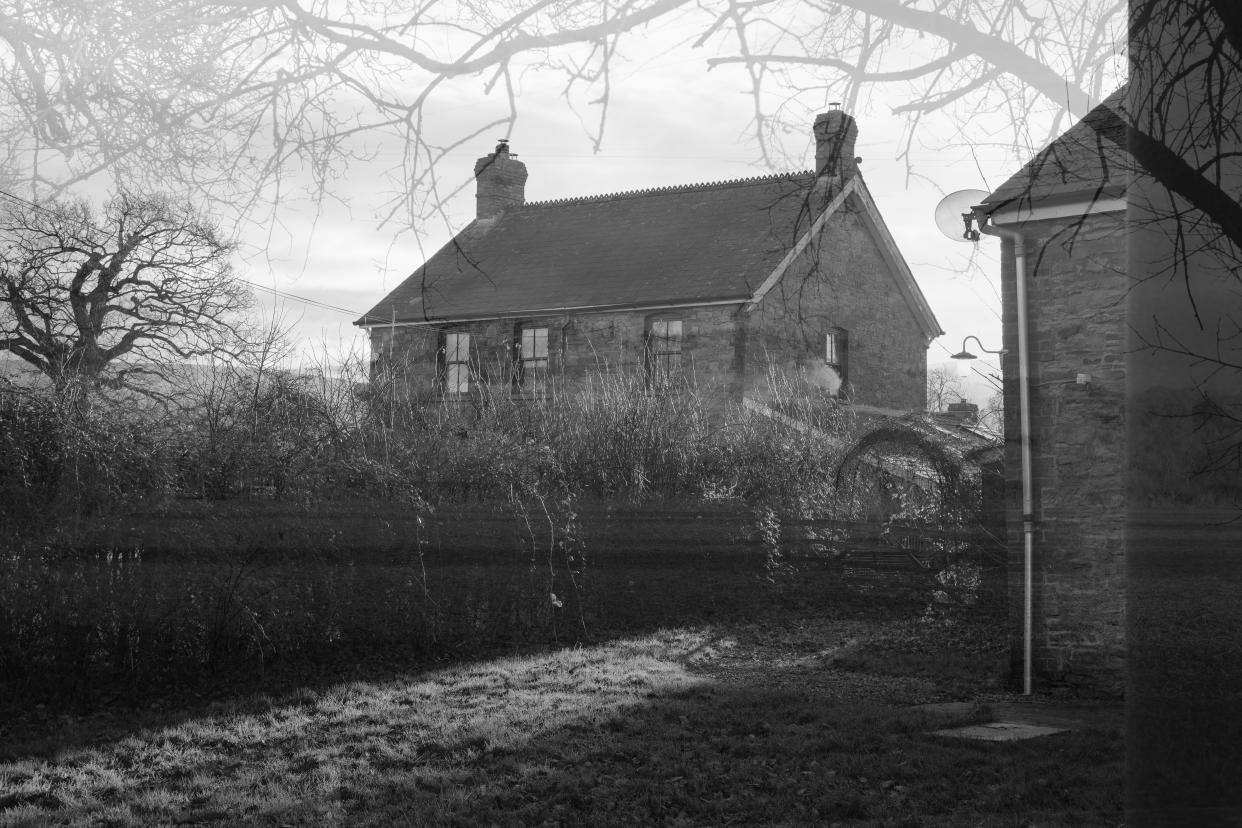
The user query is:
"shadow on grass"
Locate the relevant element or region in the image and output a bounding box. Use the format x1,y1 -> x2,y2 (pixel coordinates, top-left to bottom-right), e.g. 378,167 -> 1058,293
0,587 -> 944,761
373,685 -> 1120,827
0,613 -> 1121,827
0,620 -> 688,761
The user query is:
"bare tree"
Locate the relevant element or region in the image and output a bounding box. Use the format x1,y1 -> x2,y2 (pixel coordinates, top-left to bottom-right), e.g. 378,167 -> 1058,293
0,191 -> 256,399
699,0 -> 1125,172
978,391 -> 1003,434
5,2 -> 1232,488
1126,0 -> 1242,325
0,0 -> 693,236
0,2 -> 1223,264
0,1 -> 1130,233
925,365 -> 965,412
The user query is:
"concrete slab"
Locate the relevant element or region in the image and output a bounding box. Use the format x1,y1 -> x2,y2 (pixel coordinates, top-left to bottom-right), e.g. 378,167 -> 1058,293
931,721 -> 1069,742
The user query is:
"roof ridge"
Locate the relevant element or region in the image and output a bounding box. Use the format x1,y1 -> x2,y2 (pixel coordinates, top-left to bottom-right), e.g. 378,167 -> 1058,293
523,170 -> 814,207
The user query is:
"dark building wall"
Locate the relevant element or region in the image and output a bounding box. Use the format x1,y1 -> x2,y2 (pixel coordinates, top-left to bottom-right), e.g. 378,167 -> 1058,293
368,304 -> 747,402
747,205 -> 929,409
999,210 -> 1127,695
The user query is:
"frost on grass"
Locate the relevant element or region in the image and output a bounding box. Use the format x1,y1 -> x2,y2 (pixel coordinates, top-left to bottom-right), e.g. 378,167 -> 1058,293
0,630 -> 709,826
0,618 -> 1120,827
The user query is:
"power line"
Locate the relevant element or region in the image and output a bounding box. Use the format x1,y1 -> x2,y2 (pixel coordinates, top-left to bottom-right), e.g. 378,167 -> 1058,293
0,188 -> 64,219
238,279 -> 366,319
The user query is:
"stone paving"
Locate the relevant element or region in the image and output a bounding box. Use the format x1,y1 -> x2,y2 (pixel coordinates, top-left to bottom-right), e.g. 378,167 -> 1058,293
914,698 -> 1123,741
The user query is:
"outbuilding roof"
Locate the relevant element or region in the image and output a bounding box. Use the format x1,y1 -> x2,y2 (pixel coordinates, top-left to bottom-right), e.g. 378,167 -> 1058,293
357,171 -> 941,339
980,86 -> 1129,212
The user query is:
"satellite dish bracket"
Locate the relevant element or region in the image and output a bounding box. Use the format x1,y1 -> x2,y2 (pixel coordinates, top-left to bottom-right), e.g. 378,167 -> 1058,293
962,212 -> 981,241
933,189 -> 991,243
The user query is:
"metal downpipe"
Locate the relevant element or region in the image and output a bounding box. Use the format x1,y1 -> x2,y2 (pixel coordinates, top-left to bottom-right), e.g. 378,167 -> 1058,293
980,217 -> 1035,696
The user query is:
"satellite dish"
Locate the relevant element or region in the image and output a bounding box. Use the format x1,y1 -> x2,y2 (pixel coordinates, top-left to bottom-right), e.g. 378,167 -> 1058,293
934,189 -> 990,242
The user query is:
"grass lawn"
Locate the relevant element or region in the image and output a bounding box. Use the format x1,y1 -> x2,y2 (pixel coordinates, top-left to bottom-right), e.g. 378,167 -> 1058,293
0,612 -> 1122,827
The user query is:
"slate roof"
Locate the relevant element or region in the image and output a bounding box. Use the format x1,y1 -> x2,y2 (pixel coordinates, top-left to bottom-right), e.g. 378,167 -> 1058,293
980,86 -> 1129,212
358,171 -> 933,329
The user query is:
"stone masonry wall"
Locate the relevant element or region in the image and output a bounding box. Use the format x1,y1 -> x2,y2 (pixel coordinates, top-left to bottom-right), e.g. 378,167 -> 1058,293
1000,211 -> 1127,695
368,195 -> 930,413
748,202 -> 929,410
368,304 -> 746,404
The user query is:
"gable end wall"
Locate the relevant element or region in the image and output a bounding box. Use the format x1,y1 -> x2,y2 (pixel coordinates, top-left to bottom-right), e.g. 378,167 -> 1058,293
748,204 -> 929,409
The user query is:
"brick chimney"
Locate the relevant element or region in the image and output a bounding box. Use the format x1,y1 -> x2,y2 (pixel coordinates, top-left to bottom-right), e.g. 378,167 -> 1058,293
474,139 -> 527,220
813,107 -> 859,180
946,399 -> 980,424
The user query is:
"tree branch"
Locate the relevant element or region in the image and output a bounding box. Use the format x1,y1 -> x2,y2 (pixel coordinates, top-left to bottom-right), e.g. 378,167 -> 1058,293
824,0 -> 1097,117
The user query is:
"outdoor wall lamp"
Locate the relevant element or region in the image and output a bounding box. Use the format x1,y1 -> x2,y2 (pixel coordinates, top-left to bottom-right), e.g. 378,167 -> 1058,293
950,335 -> 1007,360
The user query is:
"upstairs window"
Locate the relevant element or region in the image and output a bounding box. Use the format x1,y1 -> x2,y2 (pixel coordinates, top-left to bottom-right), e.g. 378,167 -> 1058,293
646,317 -> 683,384
516,325 -> 550,386
825,327 -> 848,395
442,331 -> 470,395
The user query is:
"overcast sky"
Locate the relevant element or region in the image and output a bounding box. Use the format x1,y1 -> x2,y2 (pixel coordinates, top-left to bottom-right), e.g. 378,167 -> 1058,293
244,20 -> 1041,401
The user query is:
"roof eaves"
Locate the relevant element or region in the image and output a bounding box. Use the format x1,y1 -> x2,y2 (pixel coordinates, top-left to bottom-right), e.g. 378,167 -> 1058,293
354,296 -> 753,327
978,183 -> 1127,217
352,220 -> 496,328
981,87 -> 1130,211
354,295 -> 424,327
983,191 -> 1127,227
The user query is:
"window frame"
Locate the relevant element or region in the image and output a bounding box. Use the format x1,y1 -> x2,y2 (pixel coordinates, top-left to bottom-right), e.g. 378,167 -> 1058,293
514,324 -> 551,388
825,327 -> 848,396
645,315 -> 684,387
440,330 -> 471,396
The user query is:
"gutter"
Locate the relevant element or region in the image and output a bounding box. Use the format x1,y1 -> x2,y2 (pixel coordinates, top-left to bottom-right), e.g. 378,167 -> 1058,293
987,195 -> 1126,226
356,297 -> 751,328
977,209 -> 1035,697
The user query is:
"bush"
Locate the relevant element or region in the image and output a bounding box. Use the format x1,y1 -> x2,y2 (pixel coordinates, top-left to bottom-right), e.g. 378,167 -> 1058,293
0,388 -> 177,532
360,364 -> 855,508
0,362 -> 999,707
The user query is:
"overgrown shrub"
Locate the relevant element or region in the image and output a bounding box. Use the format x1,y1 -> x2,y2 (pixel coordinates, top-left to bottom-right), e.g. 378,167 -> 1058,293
359,364 -> 854,508
0,388 -> 177,532
0,361 -> 999,707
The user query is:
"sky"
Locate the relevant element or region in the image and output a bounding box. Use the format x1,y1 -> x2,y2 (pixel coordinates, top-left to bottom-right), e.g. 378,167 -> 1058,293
231,20 -> 1030,403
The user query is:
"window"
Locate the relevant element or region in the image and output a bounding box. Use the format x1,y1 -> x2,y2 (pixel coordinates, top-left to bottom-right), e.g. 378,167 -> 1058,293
646,317 -> 683,384
516,325 -> 549,386
442,331 -> 470,394
825,328 -> 848,395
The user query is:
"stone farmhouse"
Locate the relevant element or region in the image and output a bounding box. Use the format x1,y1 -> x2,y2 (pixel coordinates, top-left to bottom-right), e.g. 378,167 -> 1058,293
974,88 -> 1129,696
356,110 -> 942,411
